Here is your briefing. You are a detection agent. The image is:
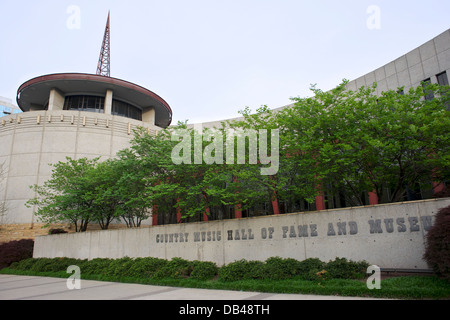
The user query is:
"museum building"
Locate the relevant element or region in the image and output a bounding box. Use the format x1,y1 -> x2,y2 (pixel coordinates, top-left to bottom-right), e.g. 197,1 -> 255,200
0,17 -> 449,230
0,14 -> 172,226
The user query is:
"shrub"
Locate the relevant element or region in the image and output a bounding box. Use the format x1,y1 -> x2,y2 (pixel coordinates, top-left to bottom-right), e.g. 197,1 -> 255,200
264,257 -> 302,280
324,257 -> 369,279
306,269 -> 332,281
0,239 -> 34,270
191,261 -> 218,280
296,258 -> 326,280
44,257 -> 85,272
81,258 -> 113,275
218,260 -> 248,281
9,257 -> 37,270
126,257 -> 168,278
218,259 -> 266,281
105,257 -> 135,277
48,228 -> 68,235
424,205 -> 450,281
29,258 -> 58,272
154,257 -> 193,279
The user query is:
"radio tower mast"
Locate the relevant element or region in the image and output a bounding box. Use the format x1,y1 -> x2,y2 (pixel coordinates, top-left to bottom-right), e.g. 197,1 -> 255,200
96,11 -> 111,77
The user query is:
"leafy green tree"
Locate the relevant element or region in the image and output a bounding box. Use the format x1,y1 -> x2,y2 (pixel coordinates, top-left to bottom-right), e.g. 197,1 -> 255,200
27,157 -> 100,232
278,80 -> 450,205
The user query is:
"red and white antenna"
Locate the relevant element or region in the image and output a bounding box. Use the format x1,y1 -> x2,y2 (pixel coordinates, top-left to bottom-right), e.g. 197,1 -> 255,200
96,11 -> 111,77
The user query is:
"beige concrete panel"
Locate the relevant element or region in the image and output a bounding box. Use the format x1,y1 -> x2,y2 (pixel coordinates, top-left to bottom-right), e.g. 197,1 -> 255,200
0,134 -> 13,157
364,72 -> 376,87
2,199 -> 33,224
376,78 -> 388,94
396,68 -> 411,87
384,61 -> 396,78
406,48 -> 421,67
422,56 -> 441,76
408,63 -> 425,84
355,76 -> 366,89
0,156 -> 11,173
437,49 -> 450,71
345,80 -> 357,92
9,153 -> 40,177
434,30 -> 450,54
110,136 -> 132,156
5,176 -> 37,200
419,40 -> 437,62
385,74 -> 399,90
11,131 -> 43,154
41,130 -> 77,154
394,56 -> 408,73
374,67 -> 386,82
38,153 -> 75,177
76,132 -> 112,155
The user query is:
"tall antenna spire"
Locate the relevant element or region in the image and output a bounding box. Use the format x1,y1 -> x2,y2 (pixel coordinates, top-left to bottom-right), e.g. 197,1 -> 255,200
96,11 -> 111,77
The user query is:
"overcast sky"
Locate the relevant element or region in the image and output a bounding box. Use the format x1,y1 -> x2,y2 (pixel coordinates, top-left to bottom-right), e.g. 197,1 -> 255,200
1,0 -> 449,124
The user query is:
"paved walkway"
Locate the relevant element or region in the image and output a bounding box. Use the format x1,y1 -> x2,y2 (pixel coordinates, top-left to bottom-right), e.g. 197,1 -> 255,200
0,274 -> 385,300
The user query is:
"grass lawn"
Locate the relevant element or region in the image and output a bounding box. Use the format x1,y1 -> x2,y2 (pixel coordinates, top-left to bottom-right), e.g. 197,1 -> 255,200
1,268 -> 449,300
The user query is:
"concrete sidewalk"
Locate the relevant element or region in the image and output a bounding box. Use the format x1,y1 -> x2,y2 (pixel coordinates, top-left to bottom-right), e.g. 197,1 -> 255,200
0,274 -> 385,300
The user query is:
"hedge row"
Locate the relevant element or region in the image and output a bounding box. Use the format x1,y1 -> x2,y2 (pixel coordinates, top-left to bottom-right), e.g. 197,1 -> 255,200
8,256 -> 370,281
0,239 -> 34,270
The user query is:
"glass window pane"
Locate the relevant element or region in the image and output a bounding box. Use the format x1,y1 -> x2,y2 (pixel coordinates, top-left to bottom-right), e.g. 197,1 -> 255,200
437,71 -> 449,86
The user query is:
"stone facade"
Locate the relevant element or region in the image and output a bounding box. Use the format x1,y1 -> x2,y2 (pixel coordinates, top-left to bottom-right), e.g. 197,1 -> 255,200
33,198 -> 450,270
1,29 -> 450,245
0,110 -> 161,226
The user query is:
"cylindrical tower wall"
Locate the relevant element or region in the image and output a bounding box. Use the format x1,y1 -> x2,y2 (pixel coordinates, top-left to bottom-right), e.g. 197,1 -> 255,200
0,110 -> 161,225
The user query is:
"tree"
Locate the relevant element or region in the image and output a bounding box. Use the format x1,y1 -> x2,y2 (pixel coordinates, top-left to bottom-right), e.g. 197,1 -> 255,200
277,80 -> 450,205
84,159 -> 124,230
27,157 -> 100,232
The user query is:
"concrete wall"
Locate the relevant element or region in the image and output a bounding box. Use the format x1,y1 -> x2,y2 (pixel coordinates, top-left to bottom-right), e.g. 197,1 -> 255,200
33,198 -> 450,270
346,29 -> 450,94
0,111 -> 162,225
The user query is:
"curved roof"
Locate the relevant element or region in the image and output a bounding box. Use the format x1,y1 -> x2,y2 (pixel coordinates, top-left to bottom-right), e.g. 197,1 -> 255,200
17,73 -> 172,128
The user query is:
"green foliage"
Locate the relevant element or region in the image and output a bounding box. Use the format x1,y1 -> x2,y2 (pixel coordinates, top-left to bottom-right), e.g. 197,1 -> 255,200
81,258 -> 113,275
27,157 -> 101,232
264,257 -> 302,280
424,205 -> 450,280
296,258 -> 326,279
125,257 -> 168,278
218,259 -> 266,281
324,257 -> 370,280
4,256 -> 450,299
105,257 -> 135,277
8,256 -> 372,281
153,257 -> 194,279
280,81 -> 450,204
191,261 -> 219,280
26,81 -> 450,228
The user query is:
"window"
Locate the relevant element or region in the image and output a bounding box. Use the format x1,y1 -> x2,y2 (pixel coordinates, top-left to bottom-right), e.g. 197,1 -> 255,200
437,71 -> 449,86
112,99 -> 142,121
422,78 -> 434,101
436,71 -> 450,110
64,95 -> 105,113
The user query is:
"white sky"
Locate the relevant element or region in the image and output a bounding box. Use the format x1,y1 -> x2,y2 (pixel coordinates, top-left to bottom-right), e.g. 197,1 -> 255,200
1,0 -> 449,124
